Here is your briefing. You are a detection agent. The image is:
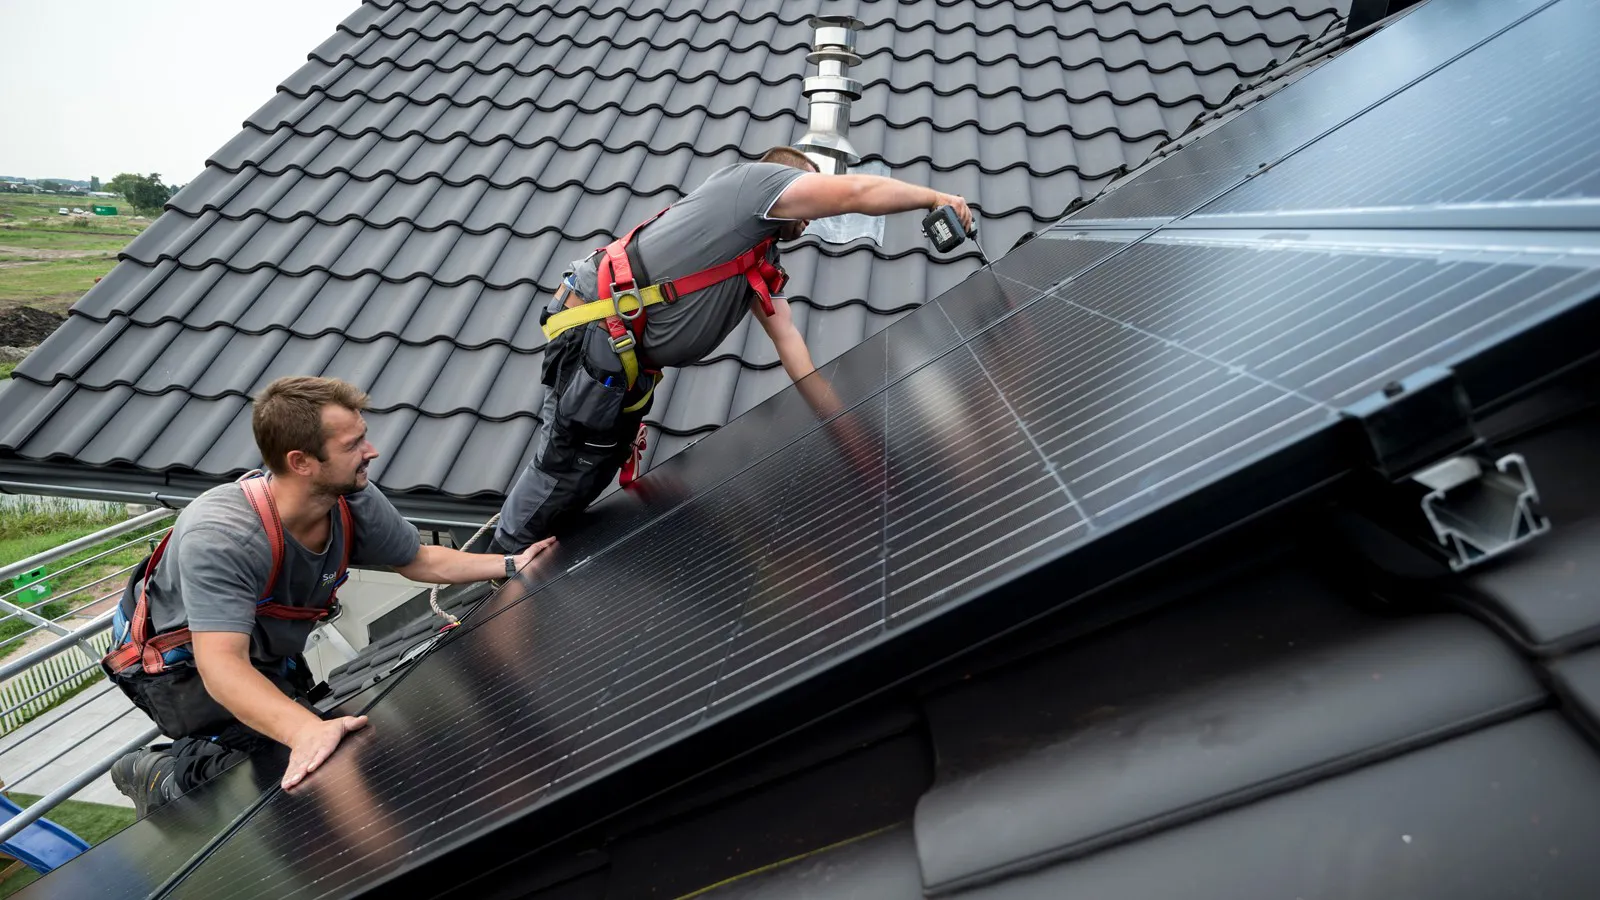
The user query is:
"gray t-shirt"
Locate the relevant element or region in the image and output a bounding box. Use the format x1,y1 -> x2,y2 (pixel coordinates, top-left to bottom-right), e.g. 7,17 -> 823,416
141,479 -> 421,665
568,162 -> 807,368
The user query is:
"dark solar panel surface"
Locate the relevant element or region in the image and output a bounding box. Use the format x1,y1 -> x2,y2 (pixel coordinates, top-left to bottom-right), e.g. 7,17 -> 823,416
14,753 -> 281,900
147,1 -> 1600,897
1062,0 -> 1561,223
1203,0 -> 1600,214
161,232 -> 1600,900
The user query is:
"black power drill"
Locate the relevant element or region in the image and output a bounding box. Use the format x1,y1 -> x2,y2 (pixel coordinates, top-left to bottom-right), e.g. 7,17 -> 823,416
922,205 -> 991,266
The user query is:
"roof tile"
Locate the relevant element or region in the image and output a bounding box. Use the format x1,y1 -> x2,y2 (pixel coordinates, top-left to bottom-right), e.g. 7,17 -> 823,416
0,0 -> 1347,515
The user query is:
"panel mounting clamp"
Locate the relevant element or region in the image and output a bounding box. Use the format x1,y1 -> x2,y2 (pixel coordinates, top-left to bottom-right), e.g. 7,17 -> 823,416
1340,366 -> 1551,572
1414,453 -> 1549,572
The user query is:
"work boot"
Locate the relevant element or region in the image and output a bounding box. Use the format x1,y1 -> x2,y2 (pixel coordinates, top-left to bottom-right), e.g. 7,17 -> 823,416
110,746 -> 184,818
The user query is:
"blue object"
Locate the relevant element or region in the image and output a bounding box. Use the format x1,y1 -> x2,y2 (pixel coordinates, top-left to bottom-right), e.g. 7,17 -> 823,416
0,793 -> 90,873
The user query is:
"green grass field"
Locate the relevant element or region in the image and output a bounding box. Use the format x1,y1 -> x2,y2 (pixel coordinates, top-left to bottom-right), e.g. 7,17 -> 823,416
0,259 -> 118,312
0,192 -> 149,318
0,498 -> 172,660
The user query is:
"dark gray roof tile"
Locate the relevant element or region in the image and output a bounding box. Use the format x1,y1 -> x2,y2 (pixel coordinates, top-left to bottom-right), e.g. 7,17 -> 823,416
0,0 -> 1348,514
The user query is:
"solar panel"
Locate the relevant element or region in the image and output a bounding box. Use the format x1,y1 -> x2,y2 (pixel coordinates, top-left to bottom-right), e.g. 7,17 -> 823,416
1199,0 -> 1600,216
1061,0 -> 1562,224
161,229 -> 1600,900
15,752 -> 285,900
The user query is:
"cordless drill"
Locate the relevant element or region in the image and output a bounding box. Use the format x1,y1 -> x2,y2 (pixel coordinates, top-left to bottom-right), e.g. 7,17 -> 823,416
922,205 -> 991,266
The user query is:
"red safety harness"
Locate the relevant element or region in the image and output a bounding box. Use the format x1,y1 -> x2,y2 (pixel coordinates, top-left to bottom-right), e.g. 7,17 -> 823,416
593,206 -> 790,351
102,473 -> 355,676
581,207 -> 790,486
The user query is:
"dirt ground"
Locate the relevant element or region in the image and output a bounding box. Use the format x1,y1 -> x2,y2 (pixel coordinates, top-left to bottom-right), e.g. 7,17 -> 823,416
0,307 -> 62,347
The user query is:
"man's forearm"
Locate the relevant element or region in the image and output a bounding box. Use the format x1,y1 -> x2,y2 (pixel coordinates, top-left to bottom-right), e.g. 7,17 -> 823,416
396,544 -> 506,584
836,175 -> 942,216
200,656 -> 322,747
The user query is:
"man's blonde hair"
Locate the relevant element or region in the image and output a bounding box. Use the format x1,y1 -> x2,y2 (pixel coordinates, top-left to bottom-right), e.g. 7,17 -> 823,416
759,146 -> 820,172
252,376 -> 369,475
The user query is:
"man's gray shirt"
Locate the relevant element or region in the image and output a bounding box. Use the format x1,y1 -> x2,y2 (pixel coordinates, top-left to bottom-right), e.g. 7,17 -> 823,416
568,162 -> 807,368
141,479 -> 421,666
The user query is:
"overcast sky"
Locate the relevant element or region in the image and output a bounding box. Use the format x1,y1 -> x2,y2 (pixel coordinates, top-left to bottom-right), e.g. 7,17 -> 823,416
0,0 -> 353,184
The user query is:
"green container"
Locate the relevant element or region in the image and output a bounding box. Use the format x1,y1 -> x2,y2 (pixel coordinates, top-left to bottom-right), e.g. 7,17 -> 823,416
91,205 -> 117,216
10,566 -> 51,605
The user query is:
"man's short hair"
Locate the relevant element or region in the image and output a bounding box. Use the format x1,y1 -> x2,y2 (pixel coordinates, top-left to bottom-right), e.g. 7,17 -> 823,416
759,146 -> 820,172
252,376 -> 369,475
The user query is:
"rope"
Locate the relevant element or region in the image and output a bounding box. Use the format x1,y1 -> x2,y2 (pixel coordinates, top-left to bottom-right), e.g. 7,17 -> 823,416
427,512 -> 500,631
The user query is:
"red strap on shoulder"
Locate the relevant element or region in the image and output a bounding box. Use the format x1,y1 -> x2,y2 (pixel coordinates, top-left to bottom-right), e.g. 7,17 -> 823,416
334,496 -> 354,593
597,207 -> 670,300
239,476 -> 284,602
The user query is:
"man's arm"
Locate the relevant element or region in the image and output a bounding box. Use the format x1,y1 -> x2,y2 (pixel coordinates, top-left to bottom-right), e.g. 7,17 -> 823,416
392,536 -> 557,584
767,174 -> 972,230
191,631 -> 367,790
752,295 -> 816,383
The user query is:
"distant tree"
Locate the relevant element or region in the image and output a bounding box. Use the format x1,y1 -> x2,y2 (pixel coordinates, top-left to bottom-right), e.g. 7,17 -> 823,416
39,180 -> 63,193
107,172 -> 173,213
89,176 -> 101,192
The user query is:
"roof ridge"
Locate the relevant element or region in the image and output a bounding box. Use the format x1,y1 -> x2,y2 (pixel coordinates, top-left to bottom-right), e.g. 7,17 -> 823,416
342,0 -> 1340,33
305,28 -> 1318,71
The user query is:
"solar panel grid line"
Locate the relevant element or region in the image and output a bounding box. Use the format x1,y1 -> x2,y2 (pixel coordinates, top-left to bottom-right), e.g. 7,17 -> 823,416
726,550 -> 882,660
1068,0 -> 1566,223
1059,373 -> 1291,493
1078,388 -> 1324,506
1505,128 -> 1600,201
1142,247 -> 1369,345
1321,266 -> 1600,406
1044,284 -> 1331,410
1053,369 -> 1281,481
1194,255 -> 1428,361
1277,261 -> 1541,385
956,294 -> 1326,523
993,323 -> 1233,459
888,463 -> 1057,565
887,502 -> 1088,608
712,574 -> 886,703
1197,0 -> 1599,214
1093,403 -> 1334,521
886,514 -> 1092,623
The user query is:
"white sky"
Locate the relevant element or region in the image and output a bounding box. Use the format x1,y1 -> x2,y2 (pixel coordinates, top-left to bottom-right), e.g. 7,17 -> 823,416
0,0 -> 354,185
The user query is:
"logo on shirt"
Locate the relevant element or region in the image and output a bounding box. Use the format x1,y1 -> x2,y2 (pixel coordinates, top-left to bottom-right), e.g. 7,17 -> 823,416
320,572 -> 339,586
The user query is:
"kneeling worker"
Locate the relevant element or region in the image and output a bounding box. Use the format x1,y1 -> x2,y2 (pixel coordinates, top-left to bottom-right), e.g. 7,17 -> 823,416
104,375 -> 554,815
491,145 -> 973,552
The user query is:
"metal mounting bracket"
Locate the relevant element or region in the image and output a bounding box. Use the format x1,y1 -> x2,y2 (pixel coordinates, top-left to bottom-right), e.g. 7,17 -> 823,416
1414,453 -> 1550,572
1340,366 -> 1551,572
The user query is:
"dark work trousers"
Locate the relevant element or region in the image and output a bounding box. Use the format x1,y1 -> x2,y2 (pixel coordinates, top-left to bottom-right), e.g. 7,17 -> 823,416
494,321 -> 656,552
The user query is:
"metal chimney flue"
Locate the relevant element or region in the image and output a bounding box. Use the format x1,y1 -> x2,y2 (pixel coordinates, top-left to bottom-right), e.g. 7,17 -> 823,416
794,15 -> 864,176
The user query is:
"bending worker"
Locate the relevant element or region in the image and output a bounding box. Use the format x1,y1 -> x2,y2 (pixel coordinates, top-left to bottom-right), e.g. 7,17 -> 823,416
103,375 -> 555,816
491,145 -> 973,552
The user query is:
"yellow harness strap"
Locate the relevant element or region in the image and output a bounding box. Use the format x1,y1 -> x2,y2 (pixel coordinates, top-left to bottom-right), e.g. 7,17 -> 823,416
540,284 -> 670,342
542,286 -> 661,409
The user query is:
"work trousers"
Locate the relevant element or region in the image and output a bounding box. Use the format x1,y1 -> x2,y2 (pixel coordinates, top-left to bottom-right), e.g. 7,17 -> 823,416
494,322 -> 656,552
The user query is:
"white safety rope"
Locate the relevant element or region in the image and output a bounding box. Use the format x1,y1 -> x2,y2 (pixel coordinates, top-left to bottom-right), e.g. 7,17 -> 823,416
428,512 -> 500,631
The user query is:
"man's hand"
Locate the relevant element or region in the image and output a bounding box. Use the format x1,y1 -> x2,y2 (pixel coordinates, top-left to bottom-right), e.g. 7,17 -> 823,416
395,535 -> 557,584
932,192 -> 973,232
283,715 -> 369,790
510,535 -> 558,575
